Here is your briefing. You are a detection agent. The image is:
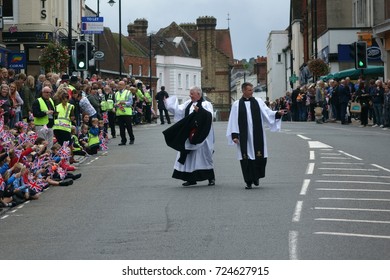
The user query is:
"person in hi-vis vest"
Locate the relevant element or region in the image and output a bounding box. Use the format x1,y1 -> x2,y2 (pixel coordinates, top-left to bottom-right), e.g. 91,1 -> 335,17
115,81 -> 135,145
53,89 -> 75,146
32,86 -> 55,149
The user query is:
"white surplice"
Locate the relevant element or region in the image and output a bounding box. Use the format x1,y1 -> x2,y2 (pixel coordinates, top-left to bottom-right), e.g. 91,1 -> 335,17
226,97 -> 281,160
165,96 -> 215,174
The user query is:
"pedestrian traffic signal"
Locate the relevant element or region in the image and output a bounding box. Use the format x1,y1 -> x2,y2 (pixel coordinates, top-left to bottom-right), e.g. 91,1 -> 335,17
356,41 -> 367,69
75,41 -> 88,71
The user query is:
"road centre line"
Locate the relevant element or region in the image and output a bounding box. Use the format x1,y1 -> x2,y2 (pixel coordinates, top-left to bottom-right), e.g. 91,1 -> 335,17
308,141 -> 332,149
306,163 -> 315,175
371,164 -> 390,173
292,201 -> 303,222
318,167 -> 379,171
320,153 -> 341,156
310,151 -> 315,160
316,188 -> 390,193
289,231 -> 299,260
321,174 -> 390,179
319,197 -> 390,202
300,179 -> 310,195
1,215 -> 9,220
314,207 -> 390,212
338,150 -> 362,160
316,180 -> 390,185
314,231 -> 390,239
315,218 -> 390,224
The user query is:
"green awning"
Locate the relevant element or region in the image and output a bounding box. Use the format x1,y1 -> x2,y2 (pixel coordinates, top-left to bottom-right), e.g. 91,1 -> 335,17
322,66 -> 384,81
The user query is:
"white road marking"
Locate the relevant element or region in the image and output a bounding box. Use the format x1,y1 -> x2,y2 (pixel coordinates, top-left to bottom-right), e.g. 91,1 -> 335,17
310,151 -> 315,160
314,232 -> 390,239
338,150 -> 362,160
316,218 -> 390,224
289,231 -> 299,260
320,157 -> 348,159
308,141 -> 332,149
314,207 -> 390,212
318,168 -> 379,171
316,180 -> 390,185
371,164 -> 390,173
321,174 -> 390,179
297,134 -> 311,140
300,179 -> 310,195
306,163 -> 315,175
1,215 -> 9,219
316,188 -> 390,193
321,162 -> 364,165
319,197 -> 390,202
292,201 -> 303,222
320,153 -> 341,156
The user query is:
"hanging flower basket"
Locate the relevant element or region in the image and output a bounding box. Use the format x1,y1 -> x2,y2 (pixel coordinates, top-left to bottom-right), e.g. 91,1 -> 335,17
39,42 -> 70,73
307,58 -> 330,77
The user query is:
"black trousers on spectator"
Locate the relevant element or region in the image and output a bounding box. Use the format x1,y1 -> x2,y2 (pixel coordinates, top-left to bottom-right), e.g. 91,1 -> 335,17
108,111 -> 116,137
117,115 -> 135,144
54,129 -> 72,146
159,108 -> 171,124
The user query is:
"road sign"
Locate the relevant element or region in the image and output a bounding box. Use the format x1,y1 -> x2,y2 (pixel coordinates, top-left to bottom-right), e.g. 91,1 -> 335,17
94,51 -> 105,61
81,17 -> 103,34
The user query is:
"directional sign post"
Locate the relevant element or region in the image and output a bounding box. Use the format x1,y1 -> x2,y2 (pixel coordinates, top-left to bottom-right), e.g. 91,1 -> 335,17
81,17 -> 104,34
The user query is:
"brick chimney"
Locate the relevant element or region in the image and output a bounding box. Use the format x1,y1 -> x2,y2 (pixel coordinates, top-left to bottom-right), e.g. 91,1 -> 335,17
128,18 -> 148,38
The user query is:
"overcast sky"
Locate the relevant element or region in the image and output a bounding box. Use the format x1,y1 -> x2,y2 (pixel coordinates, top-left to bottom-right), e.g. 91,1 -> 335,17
85,0 -> 290,60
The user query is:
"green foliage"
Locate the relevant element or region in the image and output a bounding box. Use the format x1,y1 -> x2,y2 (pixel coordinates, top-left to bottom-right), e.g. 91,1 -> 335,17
39,42 -> 70,73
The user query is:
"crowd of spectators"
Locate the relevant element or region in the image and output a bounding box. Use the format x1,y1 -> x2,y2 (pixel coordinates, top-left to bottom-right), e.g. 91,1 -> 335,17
0,68 -> 155,210
281,76 -> 390,129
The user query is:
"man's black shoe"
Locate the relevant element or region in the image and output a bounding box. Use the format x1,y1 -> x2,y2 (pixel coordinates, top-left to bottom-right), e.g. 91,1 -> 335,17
254,179 -> 259,186
129,140 -> 134,145
245,183 -> 252,189
118,142 -> 126,146
208,179 -> 215,186
182,181 -> 197,186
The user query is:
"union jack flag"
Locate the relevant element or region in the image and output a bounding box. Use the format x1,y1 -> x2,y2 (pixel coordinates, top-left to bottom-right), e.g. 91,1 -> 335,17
27,132 -> 38,144
28,180 -> 43,193
18,132 -> 28,145
102,112 -> 109,124
57,166 -> 67,180
56,141 -> 71,159
0,115 -> 4,131
0,174 -> 5,192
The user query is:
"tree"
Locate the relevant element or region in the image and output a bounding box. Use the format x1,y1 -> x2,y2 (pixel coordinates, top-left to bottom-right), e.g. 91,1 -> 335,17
307,58 -> 330,77
39,42 -> 70,73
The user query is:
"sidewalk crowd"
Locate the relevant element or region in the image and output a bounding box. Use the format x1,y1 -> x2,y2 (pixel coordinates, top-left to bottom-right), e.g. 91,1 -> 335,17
277,76 -> 390,129
0,68 -> 159,210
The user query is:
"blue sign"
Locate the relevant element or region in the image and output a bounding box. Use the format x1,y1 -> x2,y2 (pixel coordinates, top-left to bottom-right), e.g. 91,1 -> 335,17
81,17 -> 104,34
8,53 -> 26,69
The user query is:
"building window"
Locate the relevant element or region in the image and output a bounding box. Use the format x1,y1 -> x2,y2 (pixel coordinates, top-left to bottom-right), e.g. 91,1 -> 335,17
178,73 -> 182,88
277,54 -> 282,63
185,74 -> 189,89
129,64 -> 133,76
3,1 -> 14,17
139,65 -> 142,76
386,0 -> 390,19
353,0 -> 367,26
193,75 -> 197,86
158,73 -> 163,88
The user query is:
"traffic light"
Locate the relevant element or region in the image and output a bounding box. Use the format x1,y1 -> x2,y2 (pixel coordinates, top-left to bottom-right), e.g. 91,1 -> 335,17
75,41 -> 88,71
356,41 -> 367,69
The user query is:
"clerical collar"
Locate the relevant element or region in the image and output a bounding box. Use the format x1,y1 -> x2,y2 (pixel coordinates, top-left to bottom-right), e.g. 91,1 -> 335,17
242,97 -> 252,101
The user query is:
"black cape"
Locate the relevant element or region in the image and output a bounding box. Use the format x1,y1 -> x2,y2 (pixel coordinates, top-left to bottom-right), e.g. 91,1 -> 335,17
163,103 -> 212,163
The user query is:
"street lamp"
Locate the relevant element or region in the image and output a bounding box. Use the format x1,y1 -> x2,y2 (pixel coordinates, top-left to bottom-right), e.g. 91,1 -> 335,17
108,0 -> 122,78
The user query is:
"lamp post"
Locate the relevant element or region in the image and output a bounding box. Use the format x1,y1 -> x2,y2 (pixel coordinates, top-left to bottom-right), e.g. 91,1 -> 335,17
149,34 -> 152,90
108,0 -> 122,78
